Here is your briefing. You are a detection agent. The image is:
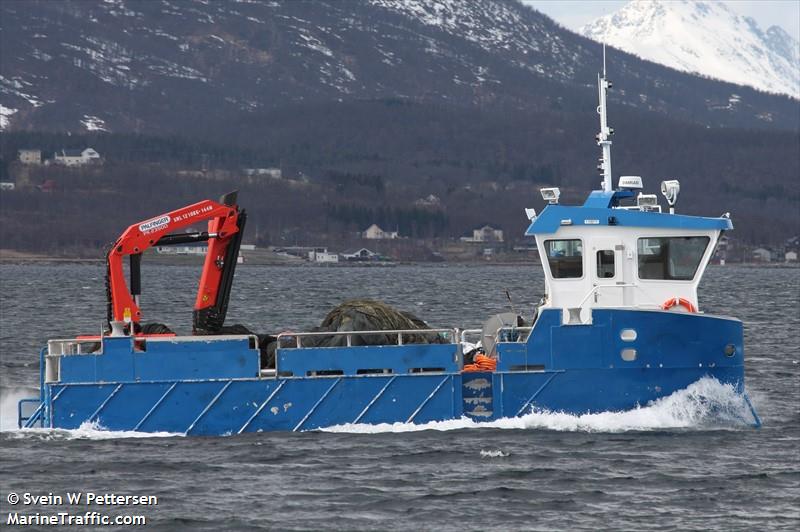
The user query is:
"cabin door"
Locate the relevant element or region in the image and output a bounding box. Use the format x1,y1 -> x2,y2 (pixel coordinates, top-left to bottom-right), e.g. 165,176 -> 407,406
590,239 -> 626,307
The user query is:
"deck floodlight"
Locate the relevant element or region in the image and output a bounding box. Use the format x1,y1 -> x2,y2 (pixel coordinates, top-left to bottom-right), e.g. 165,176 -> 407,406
636,193 -> 660,212
525,208 -> 537,220
540,187 -> 560,204
636,193 -> 658,207
661,180 -> 680,213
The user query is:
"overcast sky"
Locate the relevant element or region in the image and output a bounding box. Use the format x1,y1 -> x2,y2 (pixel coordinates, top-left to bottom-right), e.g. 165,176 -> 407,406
521,0 -> 800,41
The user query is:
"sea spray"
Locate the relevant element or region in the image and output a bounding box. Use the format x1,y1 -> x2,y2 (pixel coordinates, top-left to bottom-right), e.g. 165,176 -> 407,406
0,386 -> 38,432
2,419 -> 181,441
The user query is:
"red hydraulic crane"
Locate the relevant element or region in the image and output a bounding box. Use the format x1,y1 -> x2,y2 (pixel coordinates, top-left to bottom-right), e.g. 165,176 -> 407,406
106,191 -> 246,334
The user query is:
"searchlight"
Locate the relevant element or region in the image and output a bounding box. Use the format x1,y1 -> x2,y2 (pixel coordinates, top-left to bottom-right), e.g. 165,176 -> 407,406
540,187 -> 560,204
660,180 -> 680,214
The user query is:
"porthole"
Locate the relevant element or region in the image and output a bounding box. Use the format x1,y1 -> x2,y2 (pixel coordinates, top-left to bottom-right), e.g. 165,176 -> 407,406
621,348 -> 637,361
724,344 -> 736,357
620,329 -> 637,342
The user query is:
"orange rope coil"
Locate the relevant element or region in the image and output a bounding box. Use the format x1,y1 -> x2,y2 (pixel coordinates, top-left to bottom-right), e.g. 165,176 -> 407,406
463,353 -> 497,372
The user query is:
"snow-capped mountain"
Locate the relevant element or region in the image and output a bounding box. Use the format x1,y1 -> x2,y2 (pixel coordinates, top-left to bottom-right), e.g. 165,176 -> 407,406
581,0 -> 800,99
1,0 -> 797,135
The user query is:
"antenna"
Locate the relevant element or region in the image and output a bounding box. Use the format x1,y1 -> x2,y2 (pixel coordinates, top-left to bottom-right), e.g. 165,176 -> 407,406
596,43 -> 614,193
505,289 -> 517,315
603,42 -> 607,77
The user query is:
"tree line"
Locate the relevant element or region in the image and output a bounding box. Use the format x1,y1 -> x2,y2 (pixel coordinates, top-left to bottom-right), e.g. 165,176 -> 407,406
1,96 -> 797,254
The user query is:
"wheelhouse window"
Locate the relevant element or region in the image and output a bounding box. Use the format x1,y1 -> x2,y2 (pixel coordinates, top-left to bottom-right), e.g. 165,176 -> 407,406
637,237 -> 710,280
597,250 -> 615,278
545,239 -> 583,278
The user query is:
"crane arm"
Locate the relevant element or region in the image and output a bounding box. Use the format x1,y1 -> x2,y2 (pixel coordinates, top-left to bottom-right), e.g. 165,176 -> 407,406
106,191 -> 245,333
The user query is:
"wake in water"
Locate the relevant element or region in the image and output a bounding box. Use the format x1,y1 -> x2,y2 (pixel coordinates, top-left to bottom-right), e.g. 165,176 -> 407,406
4,420 -> 180,441
322,377 -> 761,434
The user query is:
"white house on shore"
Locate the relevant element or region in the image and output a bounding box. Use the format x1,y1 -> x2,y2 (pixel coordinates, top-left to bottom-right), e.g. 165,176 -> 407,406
18,149 -> 42,165
54,148 -> 101,166
362,224 -> 398,240
155,243 -> 254,264
308,248 -> 339,263
460,225 -> 504,243
243,168 -> 282,179
342,248 -> 379,261
752,248 -> 771,262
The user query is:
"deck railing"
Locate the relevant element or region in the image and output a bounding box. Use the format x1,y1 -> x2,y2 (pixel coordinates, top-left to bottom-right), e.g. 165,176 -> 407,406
567,283 -> 666,324
276,328 -> 459,348
460,326 -> 532,345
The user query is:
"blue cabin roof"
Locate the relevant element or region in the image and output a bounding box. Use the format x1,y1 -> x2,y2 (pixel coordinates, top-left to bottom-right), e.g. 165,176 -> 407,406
526,190 -> 732,235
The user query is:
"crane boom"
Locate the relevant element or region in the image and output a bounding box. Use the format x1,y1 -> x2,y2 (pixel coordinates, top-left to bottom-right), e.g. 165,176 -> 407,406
106,191 -> 246,334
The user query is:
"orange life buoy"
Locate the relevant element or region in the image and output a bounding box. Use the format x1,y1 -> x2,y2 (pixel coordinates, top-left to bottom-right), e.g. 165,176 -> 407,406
661,297 -> 697,313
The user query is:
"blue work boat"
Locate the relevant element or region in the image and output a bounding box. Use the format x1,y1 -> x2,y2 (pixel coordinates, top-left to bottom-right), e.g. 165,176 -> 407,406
18,52 -> 759,434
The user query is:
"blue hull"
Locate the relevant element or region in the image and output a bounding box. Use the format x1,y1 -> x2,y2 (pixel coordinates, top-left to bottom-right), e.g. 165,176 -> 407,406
20,309 -> 747,434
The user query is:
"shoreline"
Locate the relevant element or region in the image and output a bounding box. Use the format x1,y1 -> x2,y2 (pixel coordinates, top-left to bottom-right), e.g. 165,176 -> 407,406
0,250 -> 103,263
1,249 -> 797,268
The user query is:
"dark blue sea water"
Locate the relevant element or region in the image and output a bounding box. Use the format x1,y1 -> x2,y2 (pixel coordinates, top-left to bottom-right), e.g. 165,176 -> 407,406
1,263 -> 798,530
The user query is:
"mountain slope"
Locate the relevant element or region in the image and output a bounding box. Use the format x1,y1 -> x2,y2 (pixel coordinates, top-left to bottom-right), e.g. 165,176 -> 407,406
581,0 -> 800,99
0,0 -> 798,250
0,0 -> 797,135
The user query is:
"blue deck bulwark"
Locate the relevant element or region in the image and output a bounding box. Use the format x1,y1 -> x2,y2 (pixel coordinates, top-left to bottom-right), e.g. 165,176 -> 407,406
23,308 -> 746,434
57,336 -> 261,384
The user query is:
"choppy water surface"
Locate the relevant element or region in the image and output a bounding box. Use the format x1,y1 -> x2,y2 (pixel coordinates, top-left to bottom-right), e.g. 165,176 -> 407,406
1,263 -> 798,530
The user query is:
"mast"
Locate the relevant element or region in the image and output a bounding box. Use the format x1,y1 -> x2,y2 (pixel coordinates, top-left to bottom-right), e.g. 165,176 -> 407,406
596,44 -> 614,192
